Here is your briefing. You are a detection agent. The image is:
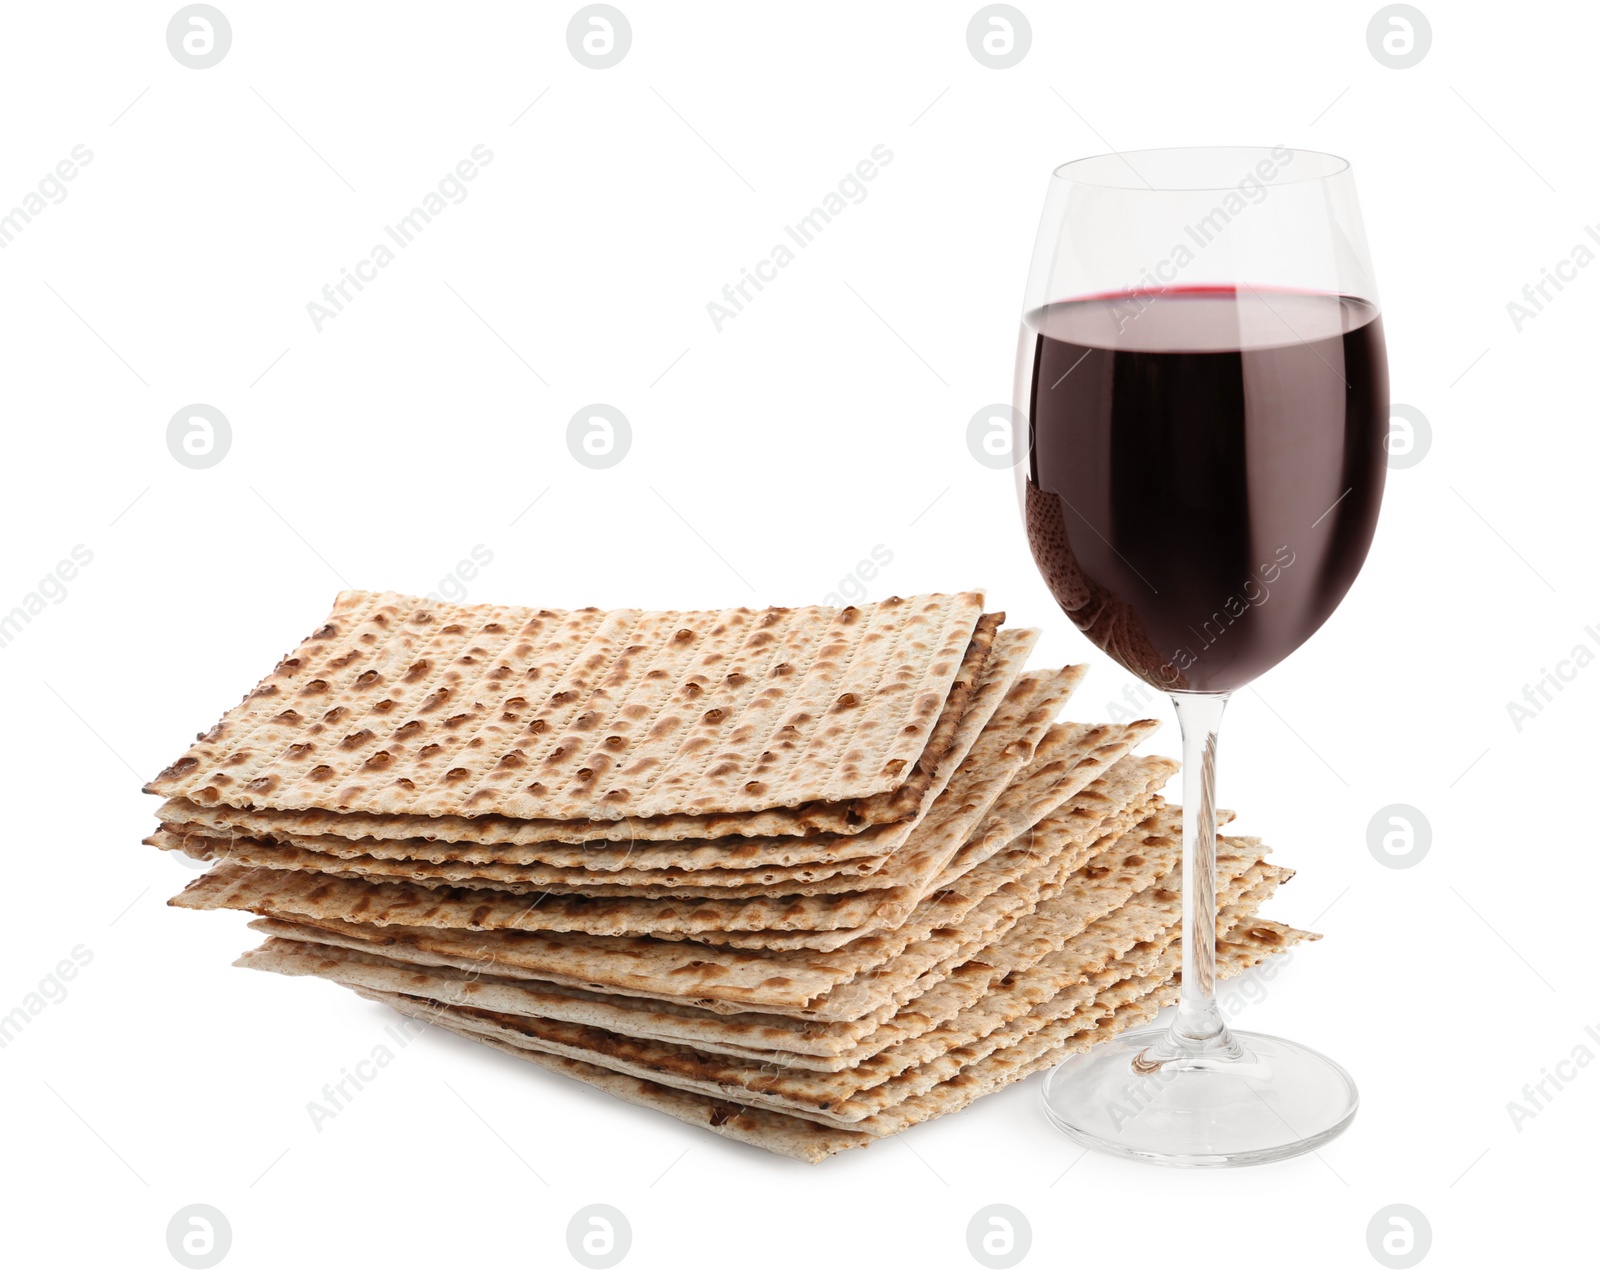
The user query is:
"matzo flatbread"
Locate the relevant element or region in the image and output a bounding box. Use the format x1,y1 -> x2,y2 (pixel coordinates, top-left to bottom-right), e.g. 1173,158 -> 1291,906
167,665 -> 1105,943
224,832 -> 1204,1070
158,744 -> 1168,901
147,628 -> 1042,889
361,914 -> 1307,1160
664,721 -> 1159,953
149,627 -> 1042,858
223,806 -> 1232,1019
148,591 -> 988,822
164,592 -> 483,778
236,846 -> 1279,1078
311,859 -> 1282,1125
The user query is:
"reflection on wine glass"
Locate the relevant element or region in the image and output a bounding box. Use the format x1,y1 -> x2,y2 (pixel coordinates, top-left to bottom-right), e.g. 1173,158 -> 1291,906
1015,147 -> 1386,1166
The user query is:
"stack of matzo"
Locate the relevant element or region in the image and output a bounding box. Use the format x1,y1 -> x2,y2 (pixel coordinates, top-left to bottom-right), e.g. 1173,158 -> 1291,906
144,589 -> 1316,1162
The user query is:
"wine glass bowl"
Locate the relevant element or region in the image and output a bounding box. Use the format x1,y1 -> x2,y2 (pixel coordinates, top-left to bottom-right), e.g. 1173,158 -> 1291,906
1016,147 -> 1382,1166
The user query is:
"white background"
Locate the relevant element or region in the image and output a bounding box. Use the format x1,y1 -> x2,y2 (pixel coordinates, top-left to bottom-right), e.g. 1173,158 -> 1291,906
1,1 -> 1592,1270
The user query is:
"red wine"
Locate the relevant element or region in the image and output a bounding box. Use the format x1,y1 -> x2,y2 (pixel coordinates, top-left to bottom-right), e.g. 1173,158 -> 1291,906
1021,286 -> 1387,692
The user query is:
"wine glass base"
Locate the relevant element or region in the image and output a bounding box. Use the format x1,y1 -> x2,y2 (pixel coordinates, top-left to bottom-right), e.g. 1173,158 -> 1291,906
1040,1029 -> 1357,1168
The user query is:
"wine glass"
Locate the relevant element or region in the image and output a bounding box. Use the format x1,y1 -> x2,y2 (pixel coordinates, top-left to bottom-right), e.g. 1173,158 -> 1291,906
1014,146 -> 1385,1166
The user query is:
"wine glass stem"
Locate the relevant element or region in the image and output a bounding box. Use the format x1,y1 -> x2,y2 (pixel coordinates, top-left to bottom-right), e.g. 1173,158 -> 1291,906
1169,690 -> 1232,1053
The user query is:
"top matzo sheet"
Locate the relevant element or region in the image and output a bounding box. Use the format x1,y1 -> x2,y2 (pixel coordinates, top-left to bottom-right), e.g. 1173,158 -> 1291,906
146,589 -> 986,822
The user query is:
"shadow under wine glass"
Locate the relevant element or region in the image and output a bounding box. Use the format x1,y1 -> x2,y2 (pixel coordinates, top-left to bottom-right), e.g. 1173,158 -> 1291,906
1013,146 -> 1387,1166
